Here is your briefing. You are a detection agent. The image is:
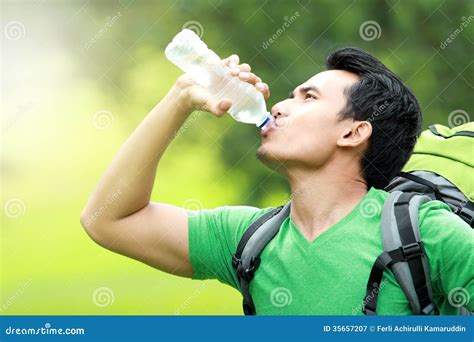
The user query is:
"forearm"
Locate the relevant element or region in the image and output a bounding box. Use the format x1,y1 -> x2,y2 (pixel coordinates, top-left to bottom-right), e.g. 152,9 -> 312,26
81,84 -> 191,225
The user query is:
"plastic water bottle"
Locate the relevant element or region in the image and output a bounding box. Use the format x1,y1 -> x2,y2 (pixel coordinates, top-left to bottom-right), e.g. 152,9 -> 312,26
165,29 -> 272,129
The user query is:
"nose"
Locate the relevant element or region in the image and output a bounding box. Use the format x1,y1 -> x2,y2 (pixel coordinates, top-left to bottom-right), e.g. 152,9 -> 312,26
271,102 -> 288,119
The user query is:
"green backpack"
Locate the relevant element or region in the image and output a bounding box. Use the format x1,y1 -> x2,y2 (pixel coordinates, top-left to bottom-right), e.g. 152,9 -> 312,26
387,122 -> 473,223
232,123 -> 473,315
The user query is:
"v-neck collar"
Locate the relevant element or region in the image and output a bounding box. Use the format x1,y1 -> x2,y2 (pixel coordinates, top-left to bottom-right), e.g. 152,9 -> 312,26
288,187 -> 376,247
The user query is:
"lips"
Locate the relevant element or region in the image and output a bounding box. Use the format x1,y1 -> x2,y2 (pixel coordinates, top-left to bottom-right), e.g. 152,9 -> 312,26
261,116 -> 291,137
260,119 -> 275,137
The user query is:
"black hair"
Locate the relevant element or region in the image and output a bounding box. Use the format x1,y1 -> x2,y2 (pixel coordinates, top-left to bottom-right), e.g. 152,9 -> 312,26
326,47 -> 422,189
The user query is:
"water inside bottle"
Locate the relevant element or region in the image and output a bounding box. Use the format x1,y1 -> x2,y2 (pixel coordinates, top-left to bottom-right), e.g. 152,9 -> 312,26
166,29 -> 272,128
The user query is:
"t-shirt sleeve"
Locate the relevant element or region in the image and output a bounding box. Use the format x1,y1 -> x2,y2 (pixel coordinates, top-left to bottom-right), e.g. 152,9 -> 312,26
187,205 -> 273,290
419,200 -> 474,312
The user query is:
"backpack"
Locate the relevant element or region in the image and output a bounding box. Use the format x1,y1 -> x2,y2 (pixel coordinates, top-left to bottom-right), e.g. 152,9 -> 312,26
231,123 -> 473,315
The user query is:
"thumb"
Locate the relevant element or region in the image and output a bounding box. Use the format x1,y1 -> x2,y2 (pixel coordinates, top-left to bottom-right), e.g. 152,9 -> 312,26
207,98 -> 232,116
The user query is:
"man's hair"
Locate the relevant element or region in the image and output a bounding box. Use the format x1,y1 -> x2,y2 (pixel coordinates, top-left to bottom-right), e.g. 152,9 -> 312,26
326,47 -> 422,189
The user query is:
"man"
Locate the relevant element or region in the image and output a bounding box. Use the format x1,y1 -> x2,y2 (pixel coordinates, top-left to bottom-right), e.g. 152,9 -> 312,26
80,47 -> 473,315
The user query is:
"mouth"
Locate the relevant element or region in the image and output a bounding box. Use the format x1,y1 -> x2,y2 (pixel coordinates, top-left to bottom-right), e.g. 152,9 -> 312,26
260,121 -> 275,138
260,117 -> 291,138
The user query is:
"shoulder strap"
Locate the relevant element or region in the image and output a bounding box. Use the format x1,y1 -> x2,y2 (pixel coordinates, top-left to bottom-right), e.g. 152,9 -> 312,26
232,202 -> 291,315
363,191 -> 439,315
457,201 -> 474,228
395,171 -> 443,200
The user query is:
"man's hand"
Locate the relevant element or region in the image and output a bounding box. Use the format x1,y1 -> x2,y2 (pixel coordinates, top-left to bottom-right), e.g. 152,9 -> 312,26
175,54 -> 270,116
80,53 -> 269,278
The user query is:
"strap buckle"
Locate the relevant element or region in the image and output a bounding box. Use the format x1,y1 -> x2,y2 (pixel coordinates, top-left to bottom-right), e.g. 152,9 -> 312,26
362,305 -> 376,315
420,303 -> 439,315
233,255 -> 261,282
231,254 -> 240,270
242,256 -> 261,281
401,242 -> 424,261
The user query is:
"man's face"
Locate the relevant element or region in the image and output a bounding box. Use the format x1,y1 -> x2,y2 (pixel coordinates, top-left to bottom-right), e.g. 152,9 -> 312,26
257,69 -> 360,169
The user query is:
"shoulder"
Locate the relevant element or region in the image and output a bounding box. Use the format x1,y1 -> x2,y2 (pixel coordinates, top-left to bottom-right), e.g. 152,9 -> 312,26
186,205 -> 277,285
216,205 -> 275,227
418,200 -> 471,233
187,205 -> 276,244
417,199 -> 473,257
367,187 -> 390,202
188,205 -> 275,228
417,200 -> 473,307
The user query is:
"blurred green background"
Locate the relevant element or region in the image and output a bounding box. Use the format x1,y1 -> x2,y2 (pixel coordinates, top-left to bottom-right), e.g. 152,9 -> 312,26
1,0 -> 472,315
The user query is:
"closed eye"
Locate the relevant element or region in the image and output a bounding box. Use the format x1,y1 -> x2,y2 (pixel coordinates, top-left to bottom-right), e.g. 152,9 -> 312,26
305,93 -> 317,100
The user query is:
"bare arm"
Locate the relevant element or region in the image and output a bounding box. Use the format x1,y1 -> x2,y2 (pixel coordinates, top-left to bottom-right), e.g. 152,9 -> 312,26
80,55 -> 269,277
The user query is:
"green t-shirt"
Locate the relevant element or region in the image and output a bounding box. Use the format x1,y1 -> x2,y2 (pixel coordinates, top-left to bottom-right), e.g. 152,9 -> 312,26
187,187 -> 474,315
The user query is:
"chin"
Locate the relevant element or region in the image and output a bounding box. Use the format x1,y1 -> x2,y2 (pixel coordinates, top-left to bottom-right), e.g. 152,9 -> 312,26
256,144 -> 271,161
256,145 -> 286,171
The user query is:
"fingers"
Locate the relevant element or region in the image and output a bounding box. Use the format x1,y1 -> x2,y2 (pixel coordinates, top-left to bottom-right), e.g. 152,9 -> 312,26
238,71 -> 260,84
238,63 -> 251,72
217,99 -> 232,114
223,54 -> 240,68
203,98 -> 232,117
256,82 -> 270,100
229,64 -> 251,77
223,54 -> 271,100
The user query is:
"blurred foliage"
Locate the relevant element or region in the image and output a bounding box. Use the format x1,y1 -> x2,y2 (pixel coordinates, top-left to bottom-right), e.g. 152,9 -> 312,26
1,0 -> 472,314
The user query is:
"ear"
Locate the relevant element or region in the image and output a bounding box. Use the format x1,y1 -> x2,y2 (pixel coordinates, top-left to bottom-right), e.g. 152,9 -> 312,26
336,121 -> 372,148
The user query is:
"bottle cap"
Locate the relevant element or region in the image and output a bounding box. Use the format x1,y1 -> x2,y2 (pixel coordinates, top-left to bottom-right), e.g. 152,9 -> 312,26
258,112 -> 273,129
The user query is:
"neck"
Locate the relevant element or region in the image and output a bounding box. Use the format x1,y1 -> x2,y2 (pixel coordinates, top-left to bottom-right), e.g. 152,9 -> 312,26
287,162 -> 368,242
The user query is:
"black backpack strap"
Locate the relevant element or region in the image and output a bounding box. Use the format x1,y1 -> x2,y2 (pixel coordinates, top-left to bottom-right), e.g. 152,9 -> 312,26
363,192 -> 438,315
396,171 -> 443,200
457,201 -> 474,228
233,208 -> 281,262
363,242 -> 427,315
232,202 -> 291,315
